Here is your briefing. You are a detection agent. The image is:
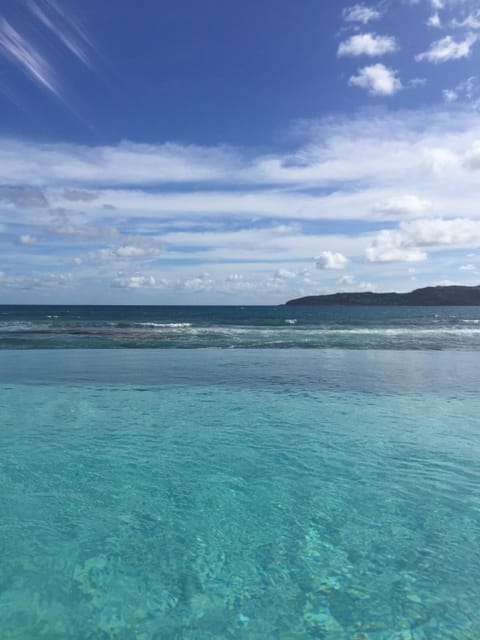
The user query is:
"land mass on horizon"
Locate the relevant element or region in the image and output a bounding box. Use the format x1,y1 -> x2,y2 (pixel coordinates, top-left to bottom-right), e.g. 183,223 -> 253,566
286,285 -> 480,306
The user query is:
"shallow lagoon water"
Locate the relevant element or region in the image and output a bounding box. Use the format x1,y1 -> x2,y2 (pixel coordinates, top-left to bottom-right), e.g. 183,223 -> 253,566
1,349 -> 480,639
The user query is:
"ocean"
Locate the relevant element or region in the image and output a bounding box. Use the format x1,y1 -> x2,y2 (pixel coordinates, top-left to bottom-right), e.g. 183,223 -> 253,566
1,305 -> 480,639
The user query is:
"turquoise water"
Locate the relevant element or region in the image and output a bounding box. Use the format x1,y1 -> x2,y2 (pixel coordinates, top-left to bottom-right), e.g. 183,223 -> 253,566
1,349 -> 480,639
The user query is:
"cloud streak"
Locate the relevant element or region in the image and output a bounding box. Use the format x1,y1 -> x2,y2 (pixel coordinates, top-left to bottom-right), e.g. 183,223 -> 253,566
27,0 -> 94,69
0,17 -> 61,98
0,0 -> 96,109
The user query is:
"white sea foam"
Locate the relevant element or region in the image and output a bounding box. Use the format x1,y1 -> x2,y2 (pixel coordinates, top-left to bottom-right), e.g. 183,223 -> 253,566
138,322 -> 193,328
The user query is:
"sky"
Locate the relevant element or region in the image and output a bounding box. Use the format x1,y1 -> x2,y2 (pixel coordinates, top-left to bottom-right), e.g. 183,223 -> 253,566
1,0 -> 480,304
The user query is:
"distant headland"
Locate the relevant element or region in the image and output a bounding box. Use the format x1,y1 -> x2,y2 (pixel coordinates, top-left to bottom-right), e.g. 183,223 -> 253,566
286,285 -> 480,306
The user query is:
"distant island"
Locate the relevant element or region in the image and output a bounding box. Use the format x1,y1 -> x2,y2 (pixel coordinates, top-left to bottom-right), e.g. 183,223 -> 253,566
286,285 -> 480,306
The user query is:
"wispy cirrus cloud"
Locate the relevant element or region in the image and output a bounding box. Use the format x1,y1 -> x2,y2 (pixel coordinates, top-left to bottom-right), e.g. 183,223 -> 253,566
27,0 -> 94,69
0,17 -> 61,98
0,0 -> 96,108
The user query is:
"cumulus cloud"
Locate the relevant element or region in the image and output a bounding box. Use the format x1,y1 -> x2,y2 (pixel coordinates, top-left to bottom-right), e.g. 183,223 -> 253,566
342,4 -> 382,24
366,217 -> 480,262
349,64 -> 402,95
316,251 -> 348,269
416,33 -> 477,63
374,195 -> 431,217
338,33 -> 397,57
181,273 -> 215,292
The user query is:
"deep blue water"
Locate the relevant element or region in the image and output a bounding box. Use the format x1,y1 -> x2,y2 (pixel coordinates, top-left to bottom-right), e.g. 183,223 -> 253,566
1,304 -> 480,349
1,308 -> 480,638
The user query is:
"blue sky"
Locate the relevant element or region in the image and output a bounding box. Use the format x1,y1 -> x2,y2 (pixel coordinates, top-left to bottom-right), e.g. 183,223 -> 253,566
1,0 -> 480,303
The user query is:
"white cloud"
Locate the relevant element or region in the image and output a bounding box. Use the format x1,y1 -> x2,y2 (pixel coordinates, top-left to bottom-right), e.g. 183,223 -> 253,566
18,234 -> 37,245
316,251 -> 348,269
416,33 -> 477,63
427,13 -> 442,28
342,4 -> 382,24
0,140 -> 239,187
451,11 -> 480,30
181,273 -> 215,292
349,64 -> 402,95
115,245 -> 161,258
338,33 -> 397,57
459,263 -> 476,271
0,271 -> 72,290
422,147 -> 459,174
87,244 -> 162,263
112,273 -> 157,289
443,88 -> 458,102
4,108 -> 480,301
409,77 -> 428,87
443,76 -> 479,104
225,273 -> 243,282
464,140 -> 480,169
274,268 -> 297,279
373,195 -> 431,217
339,274 -> 356,285
366,217 -> 480,263
365,245 -> 427,263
